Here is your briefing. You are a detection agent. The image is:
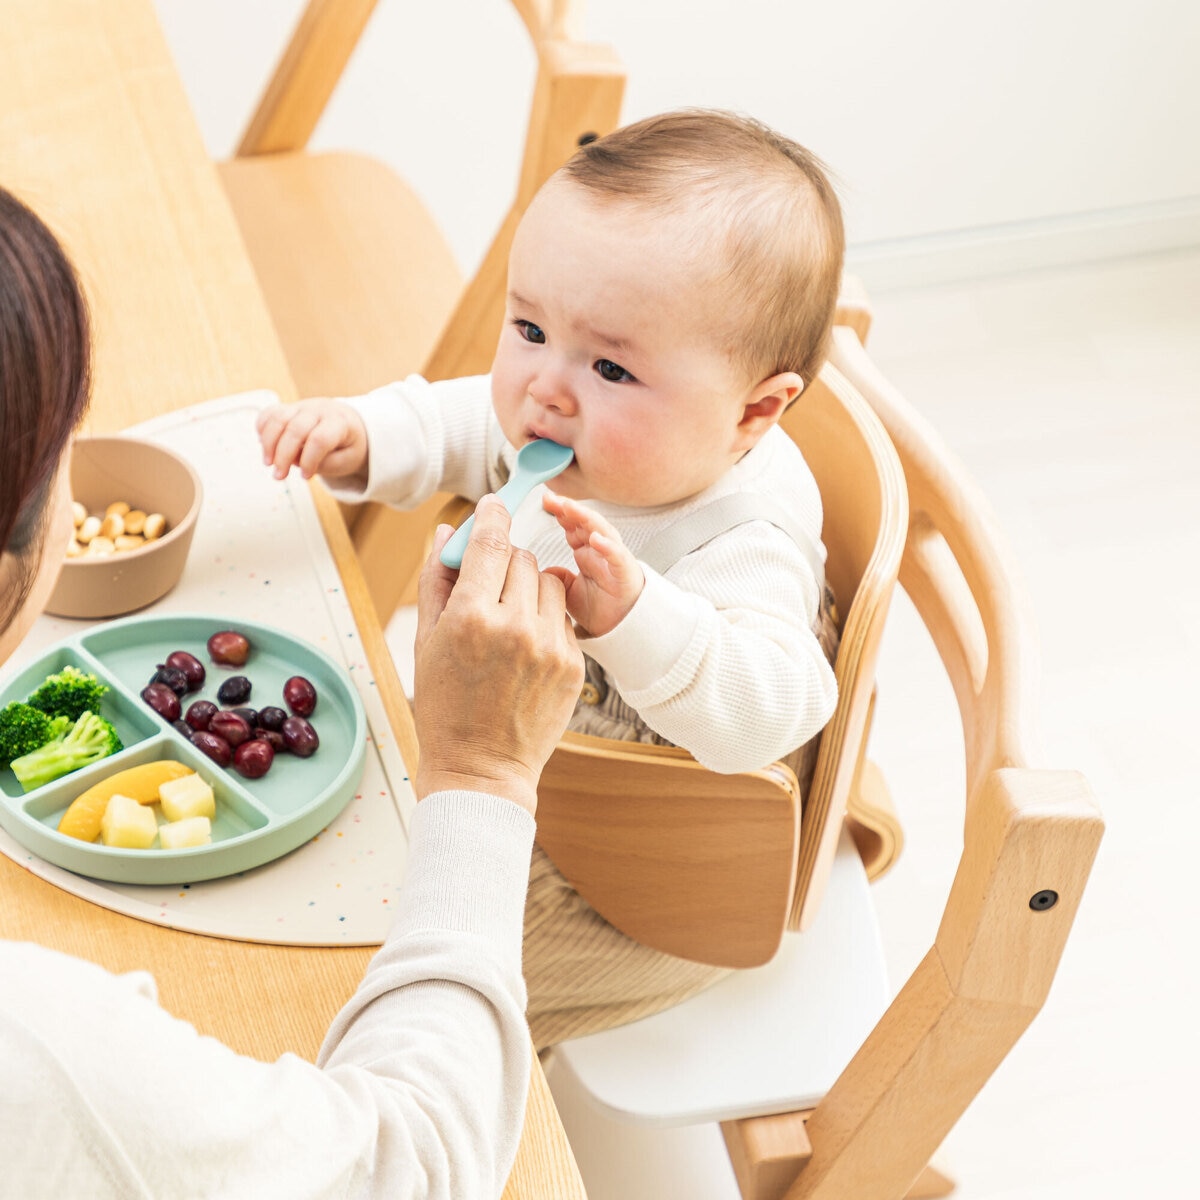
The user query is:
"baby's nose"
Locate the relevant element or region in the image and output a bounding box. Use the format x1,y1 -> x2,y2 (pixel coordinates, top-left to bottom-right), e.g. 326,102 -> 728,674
530,371 -> 577,415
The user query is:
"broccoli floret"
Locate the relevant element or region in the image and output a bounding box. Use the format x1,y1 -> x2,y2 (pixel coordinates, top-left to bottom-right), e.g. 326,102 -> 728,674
9,710 -> 124,792
46,714 -> 72,741
26,665 -> 110,722
0,702 -> 55,765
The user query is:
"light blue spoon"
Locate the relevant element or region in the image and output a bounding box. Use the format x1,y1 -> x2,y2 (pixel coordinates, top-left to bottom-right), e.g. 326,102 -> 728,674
439,438 -> 574,568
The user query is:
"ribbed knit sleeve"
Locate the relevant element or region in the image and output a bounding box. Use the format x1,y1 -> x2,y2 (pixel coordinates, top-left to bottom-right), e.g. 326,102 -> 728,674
583,519 -> 837,773
322,374 -> 512,508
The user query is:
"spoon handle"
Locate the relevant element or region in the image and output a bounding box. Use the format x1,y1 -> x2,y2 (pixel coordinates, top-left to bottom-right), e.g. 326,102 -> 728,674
438,473 -> 540,569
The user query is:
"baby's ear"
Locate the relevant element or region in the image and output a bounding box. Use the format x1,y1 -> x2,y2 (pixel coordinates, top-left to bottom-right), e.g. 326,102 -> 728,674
735,372 -> 804,446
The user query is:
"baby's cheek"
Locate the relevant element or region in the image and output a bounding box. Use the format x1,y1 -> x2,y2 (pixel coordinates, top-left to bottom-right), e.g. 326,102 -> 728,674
586,424 -> 644,476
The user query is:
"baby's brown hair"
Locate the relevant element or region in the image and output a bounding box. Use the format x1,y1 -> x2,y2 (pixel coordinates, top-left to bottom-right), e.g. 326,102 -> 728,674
561,109 -> 845,390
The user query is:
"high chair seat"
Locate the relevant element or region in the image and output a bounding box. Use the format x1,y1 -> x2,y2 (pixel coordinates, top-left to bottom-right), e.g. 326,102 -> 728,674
553,828 -> 888,1127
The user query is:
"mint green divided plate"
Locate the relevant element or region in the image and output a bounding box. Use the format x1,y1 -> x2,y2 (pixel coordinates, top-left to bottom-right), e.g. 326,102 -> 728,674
0,614 -> 367,885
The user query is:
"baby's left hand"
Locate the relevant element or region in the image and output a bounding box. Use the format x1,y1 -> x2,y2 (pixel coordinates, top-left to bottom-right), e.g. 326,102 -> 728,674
542,492 -> 644,637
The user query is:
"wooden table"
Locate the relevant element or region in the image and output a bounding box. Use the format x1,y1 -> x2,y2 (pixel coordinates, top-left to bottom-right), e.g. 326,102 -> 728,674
0,4 -> 583,1195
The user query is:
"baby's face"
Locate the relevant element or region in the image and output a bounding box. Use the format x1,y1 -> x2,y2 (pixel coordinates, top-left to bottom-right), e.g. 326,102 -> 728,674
490,180 -> 761,508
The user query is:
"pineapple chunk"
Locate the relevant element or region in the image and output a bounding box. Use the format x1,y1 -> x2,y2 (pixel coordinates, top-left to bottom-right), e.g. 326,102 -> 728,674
158,816 -> 212,850
100,793 -> 159,849
158,773 -> 216,822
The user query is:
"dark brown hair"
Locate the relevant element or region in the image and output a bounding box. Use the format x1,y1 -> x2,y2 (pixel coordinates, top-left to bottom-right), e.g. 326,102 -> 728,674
561,109 -> 845,389
0,187 -> 91,629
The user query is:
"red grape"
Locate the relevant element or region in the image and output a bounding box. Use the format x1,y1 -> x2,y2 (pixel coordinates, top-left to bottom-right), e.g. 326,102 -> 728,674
164,650 -> 206,691
281,716 -> 319,757
185,699 -> 218,731
191,730 -> 233,768
282,676 -> 317,717
207,631 -> 251,666
233,738 -> 274,779
209,711 -> 252,748
140,682 -> 181,723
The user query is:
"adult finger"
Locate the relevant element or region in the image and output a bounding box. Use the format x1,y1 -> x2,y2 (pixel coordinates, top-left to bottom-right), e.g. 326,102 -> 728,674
499,546 -> 540,620
451,495 -> 514,606
416,524 -> 457,639
536,563 -> 569,616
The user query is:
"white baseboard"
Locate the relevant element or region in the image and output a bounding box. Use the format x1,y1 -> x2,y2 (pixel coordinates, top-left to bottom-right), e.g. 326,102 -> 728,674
846,195 -> 1200,291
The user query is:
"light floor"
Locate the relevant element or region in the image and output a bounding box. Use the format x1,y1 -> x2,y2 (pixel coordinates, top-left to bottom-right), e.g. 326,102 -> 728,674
388,248 -> 1200,1198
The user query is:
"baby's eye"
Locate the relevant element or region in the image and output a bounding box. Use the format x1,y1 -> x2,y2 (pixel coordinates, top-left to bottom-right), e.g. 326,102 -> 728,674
595,359 -> 635,384
515,320 -> 545,344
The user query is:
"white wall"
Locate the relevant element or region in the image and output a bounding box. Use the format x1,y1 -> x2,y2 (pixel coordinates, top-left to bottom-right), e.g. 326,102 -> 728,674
154,0 -> 1200,289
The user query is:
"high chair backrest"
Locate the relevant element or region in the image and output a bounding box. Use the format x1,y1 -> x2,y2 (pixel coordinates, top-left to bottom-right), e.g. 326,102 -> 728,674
782,363 -> 908,931
533,357 -> 907,967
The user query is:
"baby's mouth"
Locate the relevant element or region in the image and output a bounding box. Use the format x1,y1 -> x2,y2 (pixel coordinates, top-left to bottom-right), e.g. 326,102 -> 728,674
527,431 -> 572,456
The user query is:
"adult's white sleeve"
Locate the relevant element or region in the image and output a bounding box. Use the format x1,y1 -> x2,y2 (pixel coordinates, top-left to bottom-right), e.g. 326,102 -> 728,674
0,790 -> 536,1200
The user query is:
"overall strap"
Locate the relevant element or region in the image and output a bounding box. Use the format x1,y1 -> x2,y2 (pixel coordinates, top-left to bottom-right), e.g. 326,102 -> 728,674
636,493 -> 825,591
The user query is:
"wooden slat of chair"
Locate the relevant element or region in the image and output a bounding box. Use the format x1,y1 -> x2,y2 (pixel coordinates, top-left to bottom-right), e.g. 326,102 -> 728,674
234,0 -> 379,157
718,326 -> 1105,1199
219,151 -> 465,399
783,361 -> 907,932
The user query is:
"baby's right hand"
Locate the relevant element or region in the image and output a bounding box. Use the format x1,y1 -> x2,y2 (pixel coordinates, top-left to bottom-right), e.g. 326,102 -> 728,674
256,399 -> 369,482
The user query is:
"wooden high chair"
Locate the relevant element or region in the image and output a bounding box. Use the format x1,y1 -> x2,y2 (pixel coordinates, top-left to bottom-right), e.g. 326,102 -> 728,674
218,0 -> 625,622
547,324 -> 1105,1200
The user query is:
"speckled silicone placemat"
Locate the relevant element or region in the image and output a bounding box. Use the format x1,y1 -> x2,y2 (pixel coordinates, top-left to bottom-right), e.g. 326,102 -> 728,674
0,393 -> 414,946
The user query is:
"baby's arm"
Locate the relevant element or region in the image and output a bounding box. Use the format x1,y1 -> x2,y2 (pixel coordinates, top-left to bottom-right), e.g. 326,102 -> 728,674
542,492 -> 644,637
257,398 -> 369,483
583,524 -> 838,774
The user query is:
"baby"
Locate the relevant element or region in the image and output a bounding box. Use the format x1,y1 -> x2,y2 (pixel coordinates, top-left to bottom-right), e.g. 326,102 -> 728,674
258,109 -> 845,1044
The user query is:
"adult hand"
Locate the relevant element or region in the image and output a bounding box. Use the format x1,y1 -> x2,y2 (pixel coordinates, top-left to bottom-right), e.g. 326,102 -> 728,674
413,495 -> 583,814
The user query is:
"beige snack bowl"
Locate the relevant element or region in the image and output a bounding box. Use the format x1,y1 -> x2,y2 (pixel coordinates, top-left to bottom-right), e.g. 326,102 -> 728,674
46,436 -> 202,620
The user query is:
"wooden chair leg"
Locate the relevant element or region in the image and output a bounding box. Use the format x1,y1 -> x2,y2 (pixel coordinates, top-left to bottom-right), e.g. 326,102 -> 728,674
722,1112 -> 953,1200
905,1163 -> 955,1198
722,1111 -> 812,1200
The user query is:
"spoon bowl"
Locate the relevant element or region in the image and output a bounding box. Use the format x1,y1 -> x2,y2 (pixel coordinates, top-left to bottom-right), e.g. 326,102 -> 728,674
439,438 -> 574,568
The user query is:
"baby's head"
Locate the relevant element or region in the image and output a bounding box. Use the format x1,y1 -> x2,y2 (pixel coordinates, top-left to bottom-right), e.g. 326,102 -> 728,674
492,109 -> 844,507
561,109 -> 844,391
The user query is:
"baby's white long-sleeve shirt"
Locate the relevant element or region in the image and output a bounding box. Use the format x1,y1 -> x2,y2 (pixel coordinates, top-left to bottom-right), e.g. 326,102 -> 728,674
329,374 -> 837,773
